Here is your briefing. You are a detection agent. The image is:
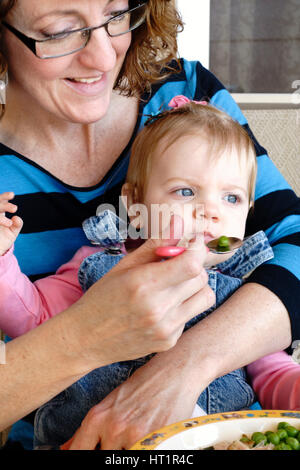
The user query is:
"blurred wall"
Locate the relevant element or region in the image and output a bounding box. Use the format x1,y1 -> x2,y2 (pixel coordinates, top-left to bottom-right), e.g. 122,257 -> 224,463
210,0 -> 300,93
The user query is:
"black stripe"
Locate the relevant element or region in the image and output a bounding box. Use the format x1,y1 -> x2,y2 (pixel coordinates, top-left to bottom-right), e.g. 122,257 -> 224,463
9,181 -> 124,233
246,264 -> 300,346
246,190 -> 300,235
242,123 -> 268,157
272,233 -> 300,247
194,62 -> 224,101
140,59 -> 186,102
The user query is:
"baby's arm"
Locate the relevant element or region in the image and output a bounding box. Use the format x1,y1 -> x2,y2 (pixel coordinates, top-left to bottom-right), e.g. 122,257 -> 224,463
0,244 -> 100,338
247,352 -> 300,410
0,192 -> 23,255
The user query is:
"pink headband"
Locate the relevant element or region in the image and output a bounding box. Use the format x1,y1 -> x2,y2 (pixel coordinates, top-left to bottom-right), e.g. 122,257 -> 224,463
168,95 -> 208,108
144,95 -> 208,127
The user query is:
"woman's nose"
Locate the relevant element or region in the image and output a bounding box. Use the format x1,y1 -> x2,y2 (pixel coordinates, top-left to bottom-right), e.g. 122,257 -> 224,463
78,27 -> 117,72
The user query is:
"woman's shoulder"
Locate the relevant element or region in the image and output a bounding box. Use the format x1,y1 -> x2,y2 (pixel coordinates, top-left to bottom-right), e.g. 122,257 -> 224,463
141,59 -> 224,119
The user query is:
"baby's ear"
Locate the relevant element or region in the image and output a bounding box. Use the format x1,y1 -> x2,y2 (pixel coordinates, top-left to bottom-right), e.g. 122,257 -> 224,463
121,183 -> 139,219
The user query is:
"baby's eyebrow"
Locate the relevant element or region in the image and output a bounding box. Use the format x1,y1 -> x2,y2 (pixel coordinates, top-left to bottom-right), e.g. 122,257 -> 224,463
223,185 -> 248,195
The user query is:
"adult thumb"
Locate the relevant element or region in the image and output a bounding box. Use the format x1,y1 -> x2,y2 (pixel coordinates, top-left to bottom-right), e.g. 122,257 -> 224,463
120,214 -> 184,269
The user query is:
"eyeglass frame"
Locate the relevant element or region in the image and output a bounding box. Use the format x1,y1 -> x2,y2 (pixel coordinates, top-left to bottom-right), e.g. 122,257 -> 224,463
2,2 -> 147,59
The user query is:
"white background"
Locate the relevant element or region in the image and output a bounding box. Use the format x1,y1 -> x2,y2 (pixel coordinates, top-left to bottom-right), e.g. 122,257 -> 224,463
176,0 -> 210,68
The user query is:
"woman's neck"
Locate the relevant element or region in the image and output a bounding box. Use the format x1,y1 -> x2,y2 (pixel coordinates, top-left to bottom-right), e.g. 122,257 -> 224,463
0,86 -> 139,186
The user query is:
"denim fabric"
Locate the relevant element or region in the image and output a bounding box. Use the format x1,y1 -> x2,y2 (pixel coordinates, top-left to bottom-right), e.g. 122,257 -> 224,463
34,212 -> 274,447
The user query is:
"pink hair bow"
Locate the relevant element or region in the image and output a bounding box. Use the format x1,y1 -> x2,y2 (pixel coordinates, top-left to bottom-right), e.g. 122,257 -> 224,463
168,95 -> 208,108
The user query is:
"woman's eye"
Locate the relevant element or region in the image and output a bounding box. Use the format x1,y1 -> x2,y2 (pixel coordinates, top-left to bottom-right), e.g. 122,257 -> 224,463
108,10 -> 128,23
175,188 -> 194,197
42,29 -> 72,39
224,194 -> 239,204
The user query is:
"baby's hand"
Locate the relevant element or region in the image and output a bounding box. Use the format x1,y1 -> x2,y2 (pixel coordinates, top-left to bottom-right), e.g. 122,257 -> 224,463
0,192 -> 23,256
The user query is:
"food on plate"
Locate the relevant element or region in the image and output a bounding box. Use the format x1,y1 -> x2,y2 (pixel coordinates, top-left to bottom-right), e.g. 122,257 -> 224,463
201,422 -> 300,450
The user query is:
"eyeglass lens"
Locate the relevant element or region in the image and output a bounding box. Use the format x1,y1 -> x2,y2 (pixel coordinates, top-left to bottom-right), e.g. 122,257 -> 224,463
36,3 -> 147,59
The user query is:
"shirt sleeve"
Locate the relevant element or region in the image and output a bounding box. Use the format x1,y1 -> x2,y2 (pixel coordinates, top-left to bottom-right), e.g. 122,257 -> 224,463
183,59 -> 300,342
0,245 -> 100,338
247,352 -> 300,410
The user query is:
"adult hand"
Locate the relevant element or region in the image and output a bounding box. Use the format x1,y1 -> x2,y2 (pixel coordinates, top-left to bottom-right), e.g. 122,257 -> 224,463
61,346 -> 208,450
73,215 -> 214,371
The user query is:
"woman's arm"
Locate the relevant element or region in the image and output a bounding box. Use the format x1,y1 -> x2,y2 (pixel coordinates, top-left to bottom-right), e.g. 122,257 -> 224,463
0,219 -> 213,431
64,281 -> 291,450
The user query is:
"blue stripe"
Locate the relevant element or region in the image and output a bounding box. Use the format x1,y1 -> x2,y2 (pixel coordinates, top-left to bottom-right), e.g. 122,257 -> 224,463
265,244 -> 300,279
0,154 -> 66,195
210,89 -> 248,126
0,153 -> 127,203
255,154 -> 292,200
265,215 -> 300,244
15,228 -> 91,276
181,59 -> 198,98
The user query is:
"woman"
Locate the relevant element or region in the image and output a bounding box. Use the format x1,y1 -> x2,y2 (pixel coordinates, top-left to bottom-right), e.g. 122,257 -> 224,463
0,0 -> 298,450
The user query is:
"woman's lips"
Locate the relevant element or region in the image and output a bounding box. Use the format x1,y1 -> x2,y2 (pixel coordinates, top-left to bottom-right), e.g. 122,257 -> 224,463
63,74 -> 107,96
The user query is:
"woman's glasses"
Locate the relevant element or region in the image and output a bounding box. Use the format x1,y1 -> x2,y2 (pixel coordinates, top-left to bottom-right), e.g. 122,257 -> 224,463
2,2 -> 147,59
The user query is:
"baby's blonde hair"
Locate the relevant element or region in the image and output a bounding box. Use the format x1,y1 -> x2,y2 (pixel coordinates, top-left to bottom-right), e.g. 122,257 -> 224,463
126,102 -> 257,206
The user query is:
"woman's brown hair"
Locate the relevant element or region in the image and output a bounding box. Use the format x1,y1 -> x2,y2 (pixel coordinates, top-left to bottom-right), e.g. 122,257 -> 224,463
0,0 -> 183,117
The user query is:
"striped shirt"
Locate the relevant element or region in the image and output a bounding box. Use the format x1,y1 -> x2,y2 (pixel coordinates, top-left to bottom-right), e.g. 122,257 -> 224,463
1,58 -> 299,338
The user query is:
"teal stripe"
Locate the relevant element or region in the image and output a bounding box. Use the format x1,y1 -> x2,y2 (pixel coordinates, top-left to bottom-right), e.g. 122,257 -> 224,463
265,244 -> 300,279
265,215 -> 300,244
210,89 -> 248,126
255,154 -> 292,200
15,228 -> 91,276
0,154 -> 67,195
181,59 -> 198,98
0,153 -> 126,203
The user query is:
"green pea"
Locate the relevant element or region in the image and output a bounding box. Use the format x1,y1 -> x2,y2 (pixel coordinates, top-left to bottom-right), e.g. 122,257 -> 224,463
285,437 -> 300,450
217,236 -> 230,251
251,432 -> 267,445
274,442 -> 292,450
276,429 -> 288,440
277,422 -> 291,430
285,425 -> 299,437
266,432 -> 280,446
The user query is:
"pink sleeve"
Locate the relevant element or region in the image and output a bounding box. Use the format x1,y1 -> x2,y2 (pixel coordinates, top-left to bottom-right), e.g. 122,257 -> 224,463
247,352 -> 300,410
0,245 -> 100,338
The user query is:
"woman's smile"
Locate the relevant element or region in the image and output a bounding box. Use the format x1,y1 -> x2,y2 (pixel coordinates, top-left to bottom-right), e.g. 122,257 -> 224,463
63,73 -> 107,97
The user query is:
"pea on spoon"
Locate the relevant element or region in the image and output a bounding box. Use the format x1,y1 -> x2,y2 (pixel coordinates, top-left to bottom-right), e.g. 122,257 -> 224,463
155,235 -> 243,258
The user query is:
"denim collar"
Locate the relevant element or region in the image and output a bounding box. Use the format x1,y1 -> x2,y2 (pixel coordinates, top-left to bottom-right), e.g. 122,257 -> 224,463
82,210 -> 128,247
83,210 -> 274,278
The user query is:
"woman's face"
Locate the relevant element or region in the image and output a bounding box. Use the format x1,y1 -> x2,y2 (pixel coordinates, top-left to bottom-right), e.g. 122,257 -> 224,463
3,0 -> 132,123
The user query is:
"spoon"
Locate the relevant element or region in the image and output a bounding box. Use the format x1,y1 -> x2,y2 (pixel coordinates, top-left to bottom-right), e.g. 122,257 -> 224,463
155,236 -> 243,258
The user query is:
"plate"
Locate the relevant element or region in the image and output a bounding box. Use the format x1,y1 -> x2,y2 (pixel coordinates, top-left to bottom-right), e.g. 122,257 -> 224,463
130,410 -> 300,450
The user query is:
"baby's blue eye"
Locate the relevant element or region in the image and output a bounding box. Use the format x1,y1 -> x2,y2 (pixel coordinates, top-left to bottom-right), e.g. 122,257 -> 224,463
225,194 -> 238,204
175,188 -> 194,197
